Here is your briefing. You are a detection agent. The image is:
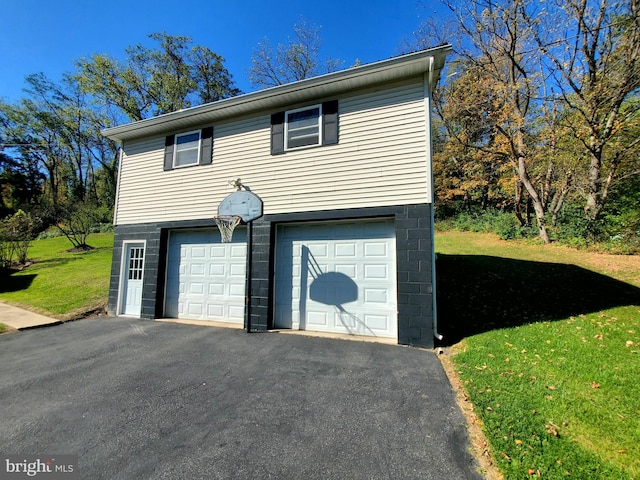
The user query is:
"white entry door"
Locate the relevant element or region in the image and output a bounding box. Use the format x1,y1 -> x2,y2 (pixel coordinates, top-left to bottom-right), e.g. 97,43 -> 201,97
165,229 -> 247,323
275,219 -> 397,338
121,243 -> 145,316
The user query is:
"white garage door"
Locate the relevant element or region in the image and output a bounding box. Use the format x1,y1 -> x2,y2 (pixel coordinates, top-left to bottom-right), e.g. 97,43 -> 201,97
275,219 -> 397,338
165,229 -> 246,323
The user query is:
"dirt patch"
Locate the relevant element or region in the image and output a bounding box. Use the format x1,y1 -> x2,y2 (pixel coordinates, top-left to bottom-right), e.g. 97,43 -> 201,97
583,252 -> 640,286
0,323 -> 18,335
437,345 -> 503,480
64,244 -> 95,253
60,305 -> 108,321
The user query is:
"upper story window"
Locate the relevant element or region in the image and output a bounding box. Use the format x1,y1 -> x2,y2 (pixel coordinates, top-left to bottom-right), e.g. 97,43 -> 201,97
174,131 -> 201,167
163,126 -> 213,171
270,100 -> 338,155
286,105 -> 321,150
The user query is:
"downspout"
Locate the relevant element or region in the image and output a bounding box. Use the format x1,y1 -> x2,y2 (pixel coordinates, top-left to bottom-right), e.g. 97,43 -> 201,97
426,58 -> 444,342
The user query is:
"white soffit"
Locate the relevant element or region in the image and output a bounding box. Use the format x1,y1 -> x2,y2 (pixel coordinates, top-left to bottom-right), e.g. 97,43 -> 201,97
102,45 -> 452,142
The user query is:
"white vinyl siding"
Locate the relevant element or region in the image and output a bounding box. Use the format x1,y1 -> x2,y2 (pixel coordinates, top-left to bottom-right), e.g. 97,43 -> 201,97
114,77 -> 429,225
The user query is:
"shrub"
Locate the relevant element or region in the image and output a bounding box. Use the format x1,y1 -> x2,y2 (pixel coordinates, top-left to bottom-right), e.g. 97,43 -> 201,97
0,210 -> 37,267
448,209 -> 534,240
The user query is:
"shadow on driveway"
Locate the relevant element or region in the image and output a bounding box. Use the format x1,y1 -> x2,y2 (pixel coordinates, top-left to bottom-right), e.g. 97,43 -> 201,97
0,317 -> 482,479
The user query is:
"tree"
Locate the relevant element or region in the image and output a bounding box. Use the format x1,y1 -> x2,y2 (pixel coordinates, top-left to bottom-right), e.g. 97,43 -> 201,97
76,32 -> 241,122
249,19 -> 342,88
53,200 -> 101,251
431,62 -> 513,215
425,0 -> 554,243
0,209 -> 37,267
524,0 -> 640,221
0,73 -> 117,212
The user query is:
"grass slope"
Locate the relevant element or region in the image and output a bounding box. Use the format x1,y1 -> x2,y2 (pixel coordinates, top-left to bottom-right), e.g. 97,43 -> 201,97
437,231 -> 640,479
0,233 -> 113,318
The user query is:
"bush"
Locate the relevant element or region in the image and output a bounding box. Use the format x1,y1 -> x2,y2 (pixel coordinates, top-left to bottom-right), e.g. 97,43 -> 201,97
0,210 -> 37,267
448,209 -> 533,240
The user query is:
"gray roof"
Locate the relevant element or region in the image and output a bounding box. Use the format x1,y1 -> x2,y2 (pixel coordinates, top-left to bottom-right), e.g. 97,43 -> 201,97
102,45 -> 452,142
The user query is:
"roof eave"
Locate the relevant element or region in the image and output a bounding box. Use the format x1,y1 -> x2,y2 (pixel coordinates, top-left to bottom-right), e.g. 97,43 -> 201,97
102,44 -> 452,142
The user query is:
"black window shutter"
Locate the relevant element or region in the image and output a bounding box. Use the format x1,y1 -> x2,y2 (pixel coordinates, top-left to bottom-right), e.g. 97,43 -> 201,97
322,100 -> 339,145
164,135 -> 175,171
271,111 -> 285,154
199,126 -> 214,165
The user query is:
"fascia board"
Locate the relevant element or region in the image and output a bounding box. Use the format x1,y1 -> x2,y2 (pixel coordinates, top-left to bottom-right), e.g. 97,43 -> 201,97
102,44 -> 452,142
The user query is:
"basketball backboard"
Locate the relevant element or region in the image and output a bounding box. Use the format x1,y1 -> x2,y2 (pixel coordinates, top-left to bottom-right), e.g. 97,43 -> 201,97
217,190 -> 263,223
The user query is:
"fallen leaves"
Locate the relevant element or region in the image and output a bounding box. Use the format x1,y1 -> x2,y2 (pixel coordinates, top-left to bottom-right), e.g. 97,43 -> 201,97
546,422 -> 561,437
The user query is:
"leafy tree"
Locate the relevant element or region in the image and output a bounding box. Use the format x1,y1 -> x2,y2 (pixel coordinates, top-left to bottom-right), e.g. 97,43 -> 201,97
76,32 -> 241,122
52,200 -> 102,251
0,209 -> 37,267
0,74 -> 117,212
431,64 -> 513,215
249,19 -> 342,88
425,0 -> 554,243
524,0 -> 640,221
0,148 -> 43,217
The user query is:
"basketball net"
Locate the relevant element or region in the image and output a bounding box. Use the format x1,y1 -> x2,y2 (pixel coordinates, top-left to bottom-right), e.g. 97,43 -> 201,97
214,215 -> 242,243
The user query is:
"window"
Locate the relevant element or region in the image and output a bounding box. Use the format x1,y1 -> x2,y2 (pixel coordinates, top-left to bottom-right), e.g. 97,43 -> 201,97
174,131 -> 201,167
286,105 -> 321,149
163,127 -> 213,171
271,100 -> 338,155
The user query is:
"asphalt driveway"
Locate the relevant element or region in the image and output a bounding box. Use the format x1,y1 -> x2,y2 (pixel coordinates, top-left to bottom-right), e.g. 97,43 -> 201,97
0,318 -> 481,479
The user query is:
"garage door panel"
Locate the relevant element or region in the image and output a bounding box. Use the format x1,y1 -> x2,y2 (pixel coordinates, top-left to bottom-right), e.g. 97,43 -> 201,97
190,263 -> 205,275
365,242 -> 388,256
165,228 -> 246,323
207,304 -> 223,317
307,310 -> 328,327
308,244 -> 328,257
364,288 -> 388,303
364,313 -> 391,331
229,304 -> 245,318
336,264 -> 357,277
275,219 -> 397,339
335,242 -> 356,257
189,282 -> 204,295
364,264 -> 389,280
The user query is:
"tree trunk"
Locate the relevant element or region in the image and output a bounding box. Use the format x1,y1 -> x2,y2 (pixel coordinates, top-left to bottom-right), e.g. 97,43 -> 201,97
514,178 -> 526,227
584,149 -> 602,221
518,155 -> 551,244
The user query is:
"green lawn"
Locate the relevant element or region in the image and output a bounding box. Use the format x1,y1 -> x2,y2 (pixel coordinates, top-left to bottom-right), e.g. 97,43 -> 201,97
0,233 -> 114,318
436,231 -> 640,479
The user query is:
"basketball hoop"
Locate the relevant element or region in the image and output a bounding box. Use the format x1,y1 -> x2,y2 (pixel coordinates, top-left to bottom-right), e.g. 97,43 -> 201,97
214,215 -> 242,243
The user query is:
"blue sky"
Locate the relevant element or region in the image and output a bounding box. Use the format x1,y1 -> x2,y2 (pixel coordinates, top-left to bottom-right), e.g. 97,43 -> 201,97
0,0 -> 445,103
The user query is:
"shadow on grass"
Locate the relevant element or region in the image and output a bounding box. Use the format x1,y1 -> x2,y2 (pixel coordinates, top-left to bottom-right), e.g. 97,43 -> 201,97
0,271 -> 37,293
436,254 -> 640,346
